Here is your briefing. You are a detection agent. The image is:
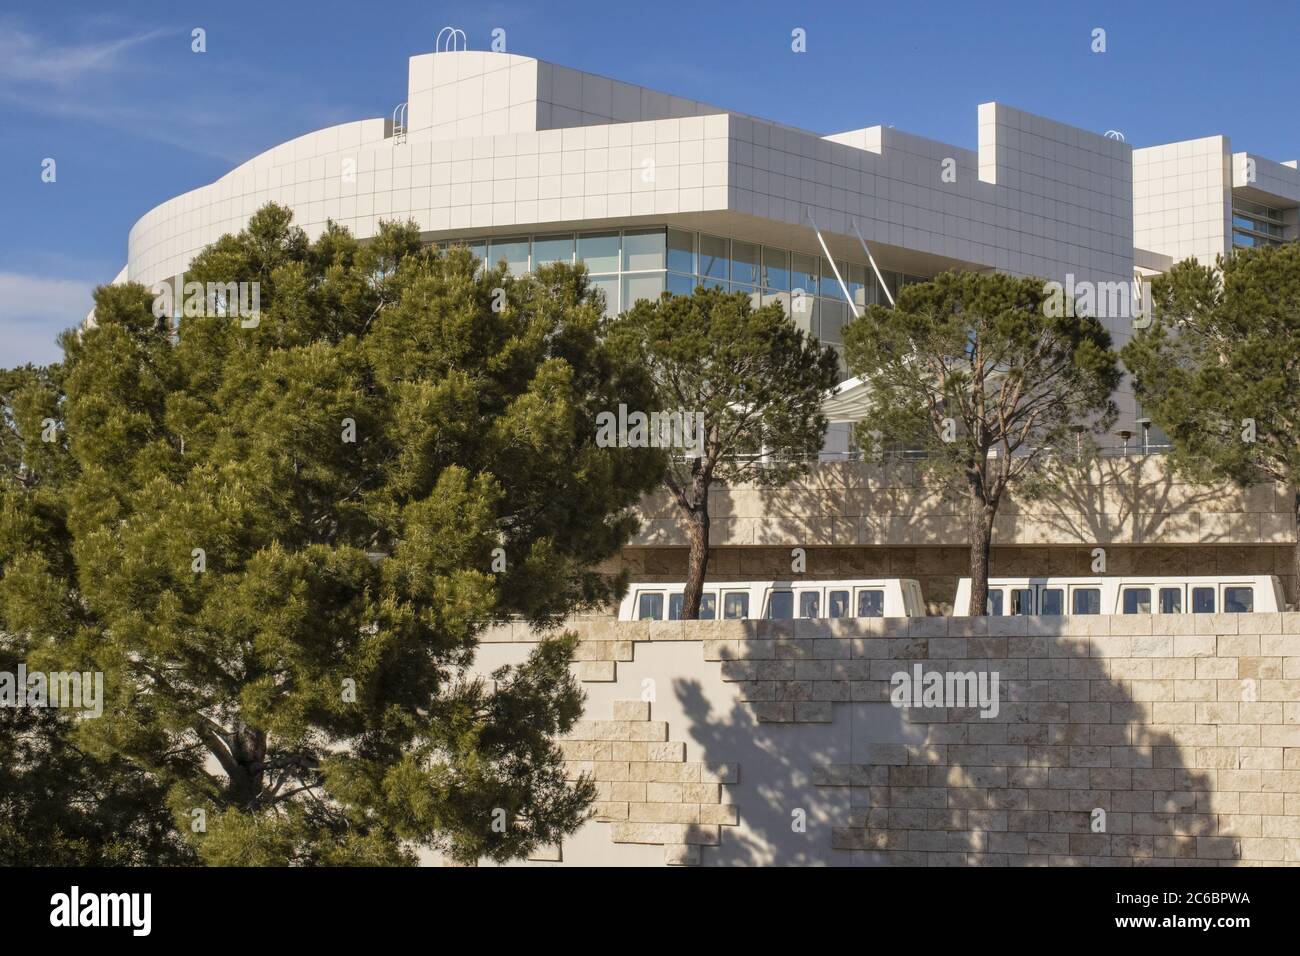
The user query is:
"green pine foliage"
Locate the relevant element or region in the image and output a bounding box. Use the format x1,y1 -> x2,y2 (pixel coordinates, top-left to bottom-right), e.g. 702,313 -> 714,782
607,286 -> 840,618
0,203 -> 663,865
843,271 -> 1121,614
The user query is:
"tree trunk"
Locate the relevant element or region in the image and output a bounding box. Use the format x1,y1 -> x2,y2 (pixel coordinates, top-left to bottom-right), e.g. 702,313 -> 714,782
681,506 -> 710,619
1292,486 -> 1300,611
967,498 -> 994,616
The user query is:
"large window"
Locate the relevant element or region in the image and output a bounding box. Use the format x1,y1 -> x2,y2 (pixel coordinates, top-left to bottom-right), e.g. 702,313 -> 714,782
762,247 -> 790,291
435,227 -> 924,341
699,234 -> 729,284
731,240 -> 760,289
622,229 -> 665,272
532,234 -> 573,267
488,237 -> 529,276
1232,198 -> 1290,250
622,273 -> 664,310
667,229 -> 695,274
578,231 -> 621,273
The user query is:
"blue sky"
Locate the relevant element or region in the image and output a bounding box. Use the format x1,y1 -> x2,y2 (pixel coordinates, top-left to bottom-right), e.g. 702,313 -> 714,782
3,0 -> 1299,366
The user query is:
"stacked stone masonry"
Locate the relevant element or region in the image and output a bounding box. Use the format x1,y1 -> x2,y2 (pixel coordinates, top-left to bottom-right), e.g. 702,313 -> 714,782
559,700 -> 739,865
493,613 -> 1300,865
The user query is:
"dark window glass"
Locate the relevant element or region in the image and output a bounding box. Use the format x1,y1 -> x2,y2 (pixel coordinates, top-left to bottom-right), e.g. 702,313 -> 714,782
798,592 -> 820,619
762,247 -> 790,290
1039,589 -> 1064,616
731,240 -> 760,286
820,300 -> 846,345
666,272 -> 695,297
791,252 -> 817,298
700,593 -> 717,620
588,274 -> 619,317
723,592 -> 749,619
829,590 -> 850,618
1192,587 -> 1215,613
1123,588 -> 1152,614
622,272 -> 664,308
671,592 -> 716,619
637,593 -> 663,621
1072,589 -> 1101,615
857,590 -> 884,617
532,234 -> 574,267
1159,588 -> 1182,614
987,590 -> 1004,616
767,591 -> 793,619
818,258 -> 843,298
578,232 -> 620,273
1011,588 -> 1034,615
1224,587 -> 1253,613
489,237 -> 530,276
699,235 -> 729,280
622,229 -> 665,272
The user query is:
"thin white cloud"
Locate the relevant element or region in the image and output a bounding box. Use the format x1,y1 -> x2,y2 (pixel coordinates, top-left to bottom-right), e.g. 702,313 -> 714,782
0,272 -> 95,366
0,22 -> 171,87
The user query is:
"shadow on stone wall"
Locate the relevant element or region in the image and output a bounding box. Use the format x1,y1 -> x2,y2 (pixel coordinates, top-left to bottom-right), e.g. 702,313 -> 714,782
672,622 -> 1231,866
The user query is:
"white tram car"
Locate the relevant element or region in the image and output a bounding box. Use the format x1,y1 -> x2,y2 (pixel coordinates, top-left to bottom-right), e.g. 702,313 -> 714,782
952,575 -> 1284,616
618,579 -> 927,621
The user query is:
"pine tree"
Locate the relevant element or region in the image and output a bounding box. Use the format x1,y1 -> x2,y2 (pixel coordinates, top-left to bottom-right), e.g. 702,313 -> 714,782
1123,243 -> 1300,603
0,365 -> 191,865
843,271 -> 1121,614
607,287 -> 840,618
0,204 -> 663,865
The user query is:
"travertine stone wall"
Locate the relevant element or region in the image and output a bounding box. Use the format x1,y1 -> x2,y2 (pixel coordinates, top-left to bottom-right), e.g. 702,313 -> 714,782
626,457 -> 1298,602
634,458 -> 1295,549
487,612 -> 1300,866
559,700 -> 739,865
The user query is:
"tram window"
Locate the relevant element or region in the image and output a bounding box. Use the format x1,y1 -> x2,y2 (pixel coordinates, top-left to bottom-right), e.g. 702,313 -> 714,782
1224,587 -> 1253,613
1072,588 -> 1101,615
1040,588 -> 1064,616
1122,588 -> 1152,614
798,592 -> 820,619
637,593 -> 664,621
723,592 -> 749,619
986,590 -> 1004,616
1192,587 -> 1215,613
670,592 -> 717,620
828,590 -> 850,618
700,593 -> 717,619
1158,588 -> 1182,614
857,590 -> 884,617
767,591 -> 793,619
1010,588 -> 1034,615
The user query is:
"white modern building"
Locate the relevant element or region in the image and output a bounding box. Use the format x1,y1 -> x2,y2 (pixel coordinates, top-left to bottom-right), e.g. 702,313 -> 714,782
118,44 -> 1297,436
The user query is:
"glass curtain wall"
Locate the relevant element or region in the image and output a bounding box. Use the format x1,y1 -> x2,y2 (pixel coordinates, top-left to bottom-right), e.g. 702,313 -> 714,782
438,227 -> 927,348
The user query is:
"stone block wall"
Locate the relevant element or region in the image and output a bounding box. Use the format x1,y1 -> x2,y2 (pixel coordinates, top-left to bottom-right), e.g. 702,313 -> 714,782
481,612 -> 1300,866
